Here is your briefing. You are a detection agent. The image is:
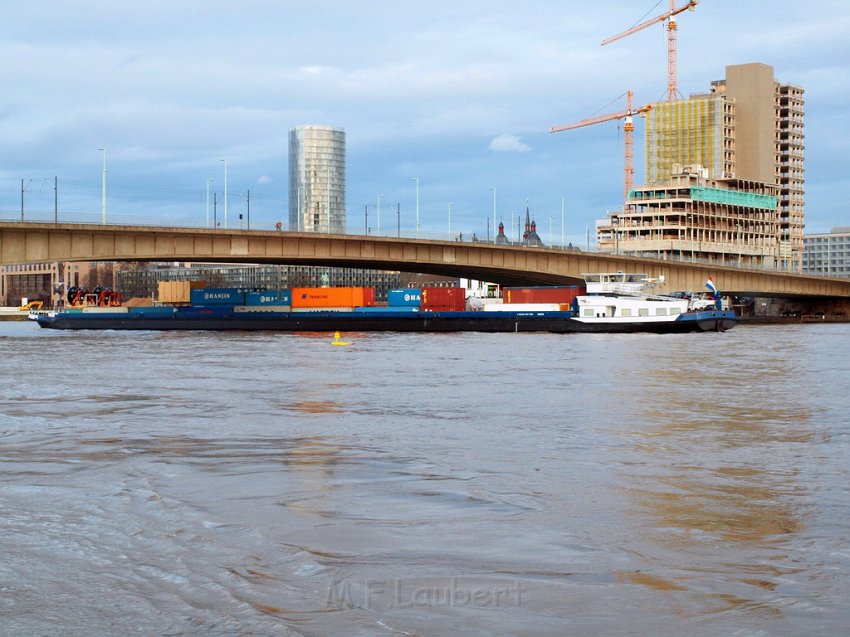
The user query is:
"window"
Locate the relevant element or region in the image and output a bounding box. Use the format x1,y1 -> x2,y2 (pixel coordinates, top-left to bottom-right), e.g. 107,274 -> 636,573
639,308 -> 649,317
621,308 -> 632,317
670,307 -> 681,315
583,308 -> 595,317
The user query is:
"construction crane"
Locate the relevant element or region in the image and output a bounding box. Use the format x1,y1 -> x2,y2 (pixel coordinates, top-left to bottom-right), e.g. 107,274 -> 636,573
602,0 -> 698,101
549,90 -> 652,201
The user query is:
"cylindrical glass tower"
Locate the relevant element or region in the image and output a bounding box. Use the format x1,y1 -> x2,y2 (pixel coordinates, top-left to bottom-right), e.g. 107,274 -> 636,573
289,125 -> 346,233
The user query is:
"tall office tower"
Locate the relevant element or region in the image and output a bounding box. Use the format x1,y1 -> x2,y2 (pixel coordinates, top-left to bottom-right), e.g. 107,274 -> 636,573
644,63 -> 805,270
289,125 -> 346,233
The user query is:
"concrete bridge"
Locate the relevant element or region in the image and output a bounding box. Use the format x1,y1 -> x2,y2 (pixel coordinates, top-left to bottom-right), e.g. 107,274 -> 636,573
2,221 -> 849,298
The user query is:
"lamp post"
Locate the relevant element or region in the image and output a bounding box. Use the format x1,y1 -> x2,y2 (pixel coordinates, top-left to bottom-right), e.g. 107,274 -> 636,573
377,194 -> 382,236
206,178 -> 212,228
221,158 -> 228,229
490,187 -> 496,244
98,147 -> 107,224
448,203 -> 453,237
559,196 -> 565,247
412,177 -> 419,238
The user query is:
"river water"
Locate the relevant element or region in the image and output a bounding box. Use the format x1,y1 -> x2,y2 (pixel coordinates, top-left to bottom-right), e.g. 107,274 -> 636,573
0,321 -> 848,636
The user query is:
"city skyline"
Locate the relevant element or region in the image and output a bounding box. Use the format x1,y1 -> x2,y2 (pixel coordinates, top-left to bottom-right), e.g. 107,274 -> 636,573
1,1 -> 848,241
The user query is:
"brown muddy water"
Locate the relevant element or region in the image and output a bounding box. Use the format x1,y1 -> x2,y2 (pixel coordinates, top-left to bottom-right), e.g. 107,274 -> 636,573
1,321 -> 848,636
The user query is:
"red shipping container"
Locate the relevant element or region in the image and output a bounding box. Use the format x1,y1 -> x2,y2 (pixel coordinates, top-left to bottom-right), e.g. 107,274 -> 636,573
504,286 -> 584,305
421,287 -> 466,312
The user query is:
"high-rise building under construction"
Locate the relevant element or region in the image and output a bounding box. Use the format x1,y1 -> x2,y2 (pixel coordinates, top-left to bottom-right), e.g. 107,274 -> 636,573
642,63 -> 805,270
288,125 -> 346,234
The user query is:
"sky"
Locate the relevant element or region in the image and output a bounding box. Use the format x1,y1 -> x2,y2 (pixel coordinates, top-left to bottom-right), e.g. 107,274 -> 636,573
2,0 -> 849,245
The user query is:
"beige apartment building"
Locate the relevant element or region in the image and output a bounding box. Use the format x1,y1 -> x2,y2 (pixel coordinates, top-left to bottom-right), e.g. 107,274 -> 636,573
598,165 -> 780,268
610,62 -> 804,270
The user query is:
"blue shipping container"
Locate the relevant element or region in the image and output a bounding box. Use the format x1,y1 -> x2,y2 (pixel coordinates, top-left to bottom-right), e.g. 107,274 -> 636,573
245,290 -> 292,306
387,288 -> 422,307
191,288 -> 246,306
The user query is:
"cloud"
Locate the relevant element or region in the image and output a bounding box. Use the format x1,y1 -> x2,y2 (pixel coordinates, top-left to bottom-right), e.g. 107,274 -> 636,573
257,175 -> 272,185
488,134 -> 531,153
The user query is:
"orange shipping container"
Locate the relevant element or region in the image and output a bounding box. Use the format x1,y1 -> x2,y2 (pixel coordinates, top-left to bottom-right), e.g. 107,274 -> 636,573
291,287 -> 376,308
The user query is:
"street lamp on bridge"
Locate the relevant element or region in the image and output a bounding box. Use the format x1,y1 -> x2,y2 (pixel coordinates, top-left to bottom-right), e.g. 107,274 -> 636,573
412,177 -> 419,238
221,158 -> 228,229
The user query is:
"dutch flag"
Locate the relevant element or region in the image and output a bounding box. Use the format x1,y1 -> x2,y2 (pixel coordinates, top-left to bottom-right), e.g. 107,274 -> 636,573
705,276 -> 718,297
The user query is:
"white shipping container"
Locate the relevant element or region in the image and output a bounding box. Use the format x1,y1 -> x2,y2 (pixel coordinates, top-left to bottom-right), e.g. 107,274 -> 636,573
234,305 -> 292,313
80,307 -> 129,314
290,307 -> 355,313
481,303 -> 563,312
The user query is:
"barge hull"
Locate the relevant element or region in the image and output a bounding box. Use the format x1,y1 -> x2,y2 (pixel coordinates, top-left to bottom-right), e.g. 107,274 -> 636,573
36,310 -> 736,333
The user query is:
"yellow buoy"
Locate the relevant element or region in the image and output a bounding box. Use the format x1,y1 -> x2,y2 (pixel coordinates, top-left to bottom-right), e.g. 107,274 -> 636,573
331,331 -> 351,346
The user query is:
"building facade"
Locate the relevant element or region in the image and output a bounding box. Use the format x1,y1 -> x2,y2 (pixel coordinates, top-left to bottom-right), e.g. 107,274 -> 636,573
288,125 -> 346,234
641,63 -> 804,270
598,165 -> 779,268
802,227 -> 850,278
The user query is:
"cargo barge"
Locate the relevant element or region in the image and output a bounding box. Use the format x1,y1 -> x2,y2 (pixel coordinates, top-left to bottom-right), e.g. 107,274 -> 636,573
33,274 -> 736,333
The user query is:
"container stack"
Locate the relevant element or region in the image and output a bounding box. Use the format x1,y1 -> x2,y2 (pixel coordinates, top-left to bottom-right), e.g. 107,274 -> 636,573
357,288 -> 422,314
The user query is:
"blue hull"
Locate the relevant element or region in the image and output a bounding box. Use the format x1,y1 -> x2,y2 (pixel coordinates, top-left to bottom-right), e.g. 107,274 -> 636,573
36,308 -> 736,333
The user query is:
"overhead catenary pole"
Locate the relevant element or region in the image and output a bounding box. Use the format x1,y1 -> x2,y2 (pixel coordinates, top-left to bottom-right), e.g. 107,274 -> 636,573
560,196 -> 565,247
396,203 -> 400,238
247,189 -> 250,230
377,194 -> 382,236
490,187 -> 497,244
448,202 -> 453,237
54,176 -> 58,223
412,177 -> 420,238
206,178 -> 212,228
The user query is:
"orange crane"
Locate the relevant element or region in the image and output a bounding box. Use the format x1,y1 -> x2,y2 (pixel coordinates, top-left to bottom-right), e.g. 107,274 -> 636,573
602,0 -> 698,101
550,90 -> 652,201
